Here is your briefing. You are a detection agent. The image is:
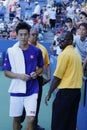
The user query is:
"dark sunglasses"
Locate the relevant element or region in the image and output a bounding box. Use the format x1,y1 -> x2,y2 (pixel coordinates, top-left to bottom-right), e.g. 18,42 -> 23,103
57,37 -> 71,43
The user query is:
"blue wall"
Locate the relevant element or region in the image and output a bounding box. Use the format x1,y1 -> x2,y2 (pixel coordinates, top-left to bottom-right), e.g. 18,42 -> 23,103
77,79 -> 87,130
0,39 -> 17,52
0,39 -> 17,70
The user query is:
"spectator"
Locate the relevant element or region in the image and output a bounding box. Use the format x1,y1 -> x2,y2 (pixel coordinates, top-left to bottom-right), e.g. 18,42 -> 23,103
49,7 -> 56,30
81,2 -> 87,12
9,2 -> 16,21
25,2 -> 32,19
72,0 -> 78,6
0,18 -> 4,30
50,31 -> 62,56
32,1 -> 41,18
74,22 -> 87,63
66,3 -> 75,19
11,17 -> 20,29
1,23 -> 10,39
25,15 -> 34,27
76,11 -> 87,28
79,11 -> 87,23
27,0 -> 30,5
65,17 -> 76,35
42,7 -> 49,32
0,2 -> 6,21
9,26 -> 17,40
73,27 -> 81,42
16,4 -> 21,19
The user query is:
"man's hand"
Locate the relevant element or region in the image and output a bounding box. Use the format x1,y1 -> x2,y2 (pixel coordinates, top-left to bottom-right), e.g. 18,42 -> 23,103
18,74 -> 31,81
42,77 -> 51,86
30,72 -> 37,79
45,93 -> 51,105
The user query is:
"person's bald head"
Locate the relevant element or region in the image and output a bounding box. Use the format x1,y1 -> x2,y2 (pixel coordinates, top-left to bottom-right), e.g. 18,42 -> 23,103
29,28 -> 39,45
58,31 -> 73,50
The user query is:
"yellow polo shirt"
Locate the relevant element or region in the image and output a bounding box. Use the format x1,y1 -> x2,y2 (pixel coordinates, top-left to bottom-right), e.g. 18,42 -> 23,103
36,42 -> 50,67
54,45 -> 83,89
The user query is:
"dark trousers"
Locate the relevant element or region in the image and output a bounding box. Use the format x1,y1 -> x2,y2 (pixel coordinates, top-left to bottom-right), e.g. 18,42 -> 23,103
50,19 -> 56,28
51,89 -> 81,130
0,14 -> 4,21
35,76 -> 43,125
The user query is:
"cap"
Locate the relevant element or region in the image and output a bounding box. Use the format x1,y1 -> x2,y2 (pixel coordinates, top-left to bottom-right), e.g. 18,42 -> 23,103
35,1 -> 39,4
52,7 -> 55,10
55,29 -> 63,35
47,4 -> 51,8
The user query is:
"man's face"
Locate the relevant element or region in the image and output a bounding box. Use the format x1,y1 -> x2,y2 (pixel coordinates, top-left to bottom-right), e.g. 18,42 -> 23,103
80,14 -> 87,23
58,32 -> 72,50
79,25 -> 87,38
29,30 -> 38,43
17,29 -> 29,45
66,22 -> 72,28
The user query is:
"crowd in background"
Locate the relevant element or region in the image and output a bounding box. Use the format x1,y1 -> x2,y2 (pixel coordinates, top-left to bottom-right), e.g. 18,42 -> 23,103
0,0 -> 87,41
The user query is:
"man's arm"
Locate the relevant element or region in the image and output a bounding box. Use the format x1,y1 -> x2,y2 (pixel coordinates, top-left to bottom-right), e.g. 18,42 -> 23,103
83,57 -> 87,75
43,64 -> 51,85
45,76 -> 61,105
30,67 -> 43,79
45,64 -> 51,80
4,70 -> 31,81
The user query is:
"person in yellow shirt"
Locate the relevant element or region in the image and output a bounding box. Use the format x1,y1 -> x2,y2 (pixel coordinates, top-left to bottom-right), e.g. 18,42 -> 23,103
29,28 -> 51,130
45,31 -> 83,130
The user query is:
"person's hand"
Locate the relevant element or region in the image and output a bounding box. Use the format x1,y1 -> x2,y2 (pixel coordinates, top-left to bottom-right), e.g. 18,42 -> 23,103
30,72 -> 37,79
18,74 -> 31,81
42,77 -> 51,86
50,45 -> 54,53
45,93 -> 51,105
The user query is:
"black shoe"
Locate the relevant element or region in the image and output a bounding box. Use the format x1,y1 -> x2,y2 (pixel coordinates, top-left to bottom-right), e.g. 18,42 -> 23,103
36,125 -> 45,130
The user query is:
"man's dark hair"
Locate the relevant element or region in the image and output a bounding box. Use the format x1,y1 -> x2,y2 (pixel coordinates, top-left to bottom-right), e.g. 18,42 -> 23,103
65,17 -> 72,23
80,11 -> 87,17
65,31 -> 73,41
79,22 -> 87,30
16,22 -> 31,34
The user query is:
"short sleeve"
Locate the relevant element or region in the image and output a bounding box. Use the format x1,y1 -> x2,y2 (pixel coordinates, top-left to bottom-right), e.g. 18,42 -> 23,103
54,53 -> 69,79
3,52 -> 11,71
